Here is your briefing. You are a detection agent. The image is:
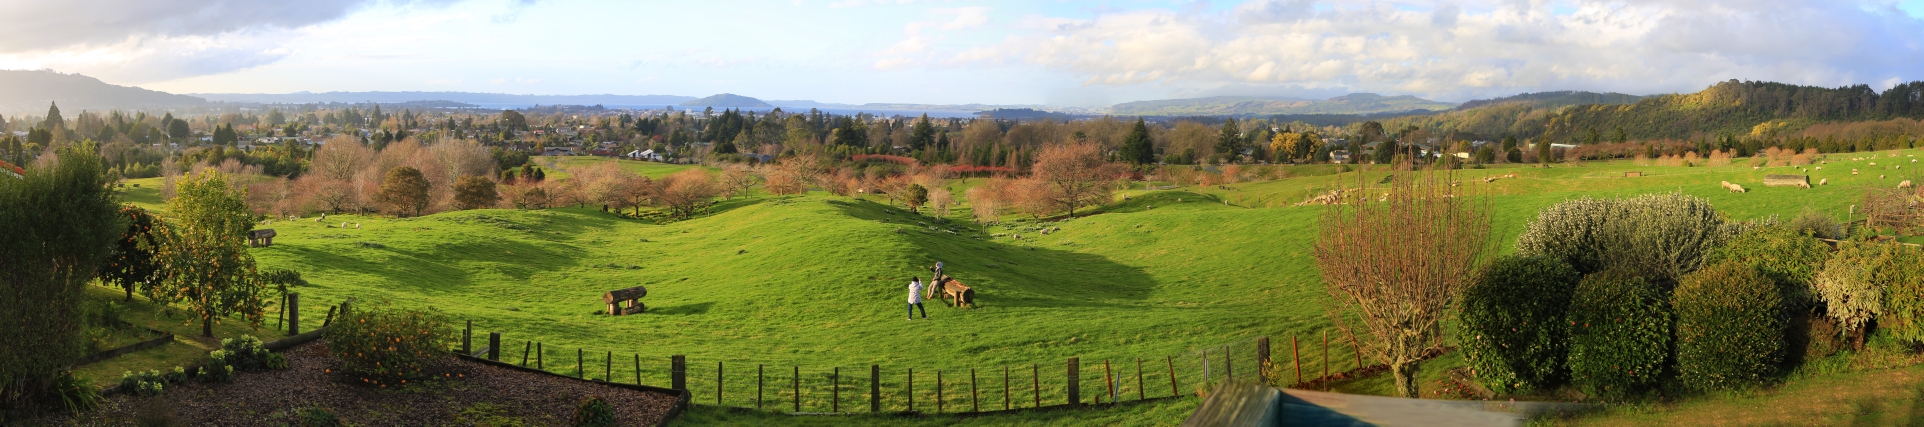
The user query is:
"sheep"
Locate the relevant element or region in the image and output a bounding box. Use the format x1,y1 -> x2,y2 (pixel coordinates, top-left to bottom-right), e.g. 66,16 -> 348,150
1820,178 -> 1829,185
1721,181 -> 1748,193
1900,180 -> 1914,189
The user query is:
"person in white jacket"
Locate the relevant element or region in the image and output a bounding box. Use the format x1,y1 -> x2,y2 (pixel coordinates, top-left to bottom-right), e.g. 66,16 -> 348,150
907,277 -> 928,320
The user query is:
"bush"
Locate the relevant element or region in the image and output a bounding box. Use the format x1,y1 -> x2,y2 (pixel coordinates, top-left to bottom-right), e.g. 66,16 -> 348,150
52,371 -> 98,414
1788,209 -> 1846,239
1813,241 -> 1893,344
325,304 -> 453,387
1566,269 -> 1672,399
1673,262 -> 1787,391
1457,254 -> 1582,394
1706,225 -> 1831,309
299,406 -> 342,427
572,396 -> 615,427
0,145 -> 122,412
198,352 -> 234,383
119,370 -> 170,397
218,335 -> 281,372
1517,194 -> 1741,282
1878,245 -> 1924,346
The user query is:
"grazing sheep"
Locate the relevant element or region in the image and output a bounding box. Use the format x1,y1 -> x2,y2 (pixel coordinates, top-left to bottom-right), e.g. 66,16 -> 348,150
1820,178 -> 1829,185
1900,181 -> 1913,189
1721,181 -> 1748,193
341,222 -> 348,228
355,223 -> 362,229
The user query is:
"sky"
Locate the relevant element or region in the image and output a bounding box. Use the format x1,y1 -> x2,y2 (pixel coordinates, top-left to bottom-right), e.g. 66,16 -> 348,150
0,0 -> 1921,106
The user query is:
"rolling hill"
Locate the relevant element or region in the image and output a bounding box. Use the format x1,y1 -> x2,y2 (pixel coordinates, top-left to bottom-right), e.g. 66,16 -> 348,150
1109,93 -> 1455,116
680,93 -> 773,108
189,91 -> 695,106
0,69 -> 204,114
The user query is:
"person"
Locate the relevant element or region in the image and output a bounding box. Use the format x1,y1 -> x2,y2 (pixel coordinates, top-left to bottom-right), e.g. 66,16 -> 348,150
929,262 -> 945,299
907,277 -> 928,320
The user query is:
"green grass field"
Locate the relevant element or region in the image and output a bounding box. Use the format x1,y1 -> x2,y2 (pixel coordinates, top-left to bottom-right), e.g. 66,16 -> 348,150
87,150 -> 1924,425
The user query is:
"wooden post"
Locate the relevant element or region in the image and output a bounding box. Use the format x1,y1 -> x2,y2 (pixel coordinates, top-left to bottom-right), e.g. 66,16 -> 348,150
1032,364 -> 1040,408
522,342 -> 531,367
1224,345 -> 1232,381
793,366 -> 800,413
321,305 -> 337,327
286,293 -> 299,336
635,354 -> 641,385
870,365 -> 880,413
605,351 -> 612,382
1167,355 -> 1178,397
1066,357 -> 1080,405
537,343 -> 544,370
1136,358 -> 1145,401
671,355 -> 686,390
1003,366 -> 1011,410
971,368 -> 979,413
487,332 -> 500,361
833,367 -> 840,413
717,361 -> 724,405
1292,336 -> 1301,385
577,348 -> 584,378
1323,331 -> 1329,381
278,293 -> 287,331
1103,360 -> 1114,404
758,365 -> 765,410
936,370 -> 944,413
1256,337 -> 1270,382
908,367 -> 915,413
462,320 -> 471,355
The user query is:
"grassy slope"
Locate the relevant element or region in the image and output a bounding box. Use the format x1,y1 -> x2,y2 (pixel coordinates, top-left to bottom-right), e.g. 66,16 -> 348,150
88,151 -> 1924,424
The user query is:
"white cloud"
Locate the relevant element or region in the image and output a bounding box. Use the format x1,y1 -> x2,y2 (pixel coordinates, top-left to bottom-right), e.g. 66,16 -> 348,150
936,7 -> 991,30
955,0 -> 1924,101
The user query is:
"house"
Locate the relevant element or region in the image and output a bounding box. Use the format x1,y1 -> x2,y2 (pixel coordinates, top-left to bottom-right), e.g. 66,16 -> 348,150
629,149 -> 666,161
542,146 -> 578,156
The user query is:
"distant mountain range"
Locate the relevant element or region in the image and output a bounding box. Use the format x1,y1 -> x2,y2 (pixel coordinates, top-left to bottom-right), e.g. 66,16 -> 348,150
1109,93 -> 1457,116
0,69 -> 204,113
679,93 -> 772,108
1453,91 -> 1645,111
190,91 -> 694,106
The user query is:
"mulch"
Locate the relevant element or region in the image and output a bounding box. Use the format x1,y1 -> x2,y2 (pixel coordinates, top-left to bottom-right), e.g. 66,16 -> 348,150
40,340 -> 680,426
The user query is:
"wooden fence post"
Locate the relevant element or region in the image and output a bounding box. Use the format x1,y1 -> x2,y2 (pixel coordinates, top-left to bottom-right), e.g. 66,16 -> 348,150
1003,366 -> 1011,410
605,351 -> 612,382
1032,364 -> 1040,408
1167,355 -> 1178,397
634,354 -> 641,385
487,333 -> 500,361
1066,357 -> 1080,405
576,349 -> 584,378
1224,346 -> 1232,381
870,365 -> 880,413
537,343 -> 544,370
758,365 -> 765,410
1293,336 -> 1301,385
671,355 -> 686,390
462,320 -> 471,355
522,342 -> 531,367
971,368 -> 979,413
908,367 -> 915,413
322,305 -> 337,327
833,367 -> 840,413
286,293 -> 299,336
793,366 -> 800,413
717,361 -> 724,405
1256,337 -> 1270,383
1103,360 -> 1113,404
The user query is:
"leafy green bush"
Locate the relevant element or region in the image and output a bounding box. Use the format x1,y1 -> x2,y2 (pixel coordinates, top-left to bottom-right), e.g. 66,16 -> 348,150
1813,241 -> 1893,342
1457,254 -> 1581,394
1517,194 -> 1742,282
1878,245 -> 1924,346
1707,225 -> 1830,309
119,369 -> 170,397
218,335 -> 281,372
52,371 -> 98,414
1788,209 -> 1846,239
325,304 -> 454,388
199,352 -> 234,383
0,145 -> 122,412
1673,262 -> 1787,391
1566,269 -> 1672,399
572,396 -> 615,427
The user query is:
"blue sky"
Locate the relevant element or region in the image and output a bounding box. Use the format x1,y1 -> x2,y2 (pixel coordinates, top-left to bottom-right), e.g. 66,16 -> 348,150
1,0 -> 1921,106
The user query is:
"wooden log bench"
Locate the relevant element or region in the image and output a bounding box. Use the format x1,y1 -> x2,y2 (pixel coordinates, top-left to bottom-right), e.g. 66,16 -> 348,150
604,286 -> 648,315
939,278 -> 976,308
249,229 -> 277,247
1764,174 -> 1811,188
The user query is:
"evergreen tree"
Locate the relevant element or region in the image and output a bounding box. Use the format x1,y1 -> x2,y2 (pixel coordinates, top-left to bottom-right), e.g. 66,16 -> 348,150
909,114 -> 936,150
1120,118 -> 1155,165
42,102 -> 63,130
1215,118 -> 1243,162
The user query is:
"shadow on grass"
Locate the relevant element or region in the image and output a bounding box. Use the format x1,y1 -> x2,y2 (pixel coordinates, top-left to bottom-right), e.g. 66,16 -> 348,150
823,197 -> 1162,308
650,302 -> 716,316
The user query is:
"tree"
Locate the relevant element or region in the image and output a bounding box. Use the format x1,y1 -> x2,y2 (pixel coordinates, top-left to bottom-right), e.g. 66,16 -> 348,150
452,175 -> 500,210
657,168 -> 720,218
167,118 -> 191,141
909,114 -> 937,150
1374,138 -> 1398,164
717,163 -> 758,200
1030,142 -> 1115,217
42,102 -> 63,130
378,167 -> 432,217
1314,170 -> 1492,398
100,205 -> 163,301
904,183 -> 930,213
150,170 -> 265,337
1536,139 -> 1552,164
1120,118 -> 1156,165
499,110 -> 528,131
1215,119 -> 1243,163
0,145 -> 121,410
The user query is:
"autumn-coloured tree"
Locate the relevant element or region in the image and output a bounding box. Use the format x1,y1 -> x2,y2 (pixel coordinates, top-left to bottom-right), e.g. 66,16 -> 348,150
1313,170 -> 1492,398
718,163 -> 759,200
151,170 -> 266,337
657,168 -> 720,218
377,166 -> 432,217
100,205 -> 162,301
451,175 -> 500,210
1030,142 -> 1116,217
905,184 -> 929,213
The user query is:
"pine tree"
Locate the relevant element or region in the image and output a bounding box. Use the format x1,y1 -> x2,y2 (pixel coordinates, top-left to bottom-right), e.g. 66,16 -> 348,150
1121,118 -> 1155,165
1215,118 -> 1243,163
43,102 -> 63,129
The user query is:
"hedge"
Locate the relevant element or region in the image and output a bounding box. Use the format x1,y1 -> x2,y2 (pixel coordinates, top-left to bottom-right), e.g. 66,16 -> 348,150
1674,262 -> 1786,391
1517,194 -> 1746,283
1457,254 -> 1581,394
1705,225 -> 1830,310
1566,269 -> 1672,399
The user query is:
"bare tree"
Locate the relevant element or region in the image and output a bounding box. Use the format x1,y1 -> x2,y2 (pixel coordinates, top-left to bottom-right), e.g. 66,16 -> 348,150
1313,170 -> 1492,398
1030,142 -> 1116,217
657,168 -> 720,218
718,163 -> 759,200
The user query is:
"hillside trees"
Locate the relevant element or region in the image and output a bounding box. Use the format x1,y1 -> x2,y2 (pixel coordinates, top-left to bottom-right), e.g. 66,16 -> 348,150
377,166 -> 432,217
1215,119 -> 1243,163
657,168 -> 720,218
1119,118 -> 1155,165
0,146 -> 122,411
150,170 -> 266,338
1314,170 -> 1492,398
1031,142 -> 1117,217
452,175 -> 500,210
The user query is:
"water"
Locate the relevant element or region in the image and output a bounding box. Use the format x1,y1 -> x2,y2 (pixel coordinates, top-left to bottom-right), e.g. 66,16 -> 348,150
466,103 -> 981,119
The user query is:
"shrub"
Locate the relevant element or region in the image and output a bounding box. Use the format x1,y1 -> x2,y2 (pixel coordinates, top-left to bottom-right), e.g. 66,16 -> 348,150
1706,225 -> 1831,309
299,406 -> 342,427
1457,254 -> 1582,394
1566,269 -> 1671,399
325,304 -> 453,387
120,370 -> 169,397
0,145 -> 121,412
1517,194 -> 1740,282
199,351 -> 234,383
1813,241 -> 1892,344
1879,245 -> 1924,346
52,371 -> 98,414
1788,209 -> 1846,239
1673,262 -> 1786,391
218,335 -> 282,372
572,396 -> 615,427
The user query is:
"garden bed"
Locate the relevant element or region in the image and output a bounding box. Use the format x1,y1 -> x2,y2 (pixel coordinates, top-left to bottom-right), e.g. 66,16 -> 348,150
42,340 -> 682,426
